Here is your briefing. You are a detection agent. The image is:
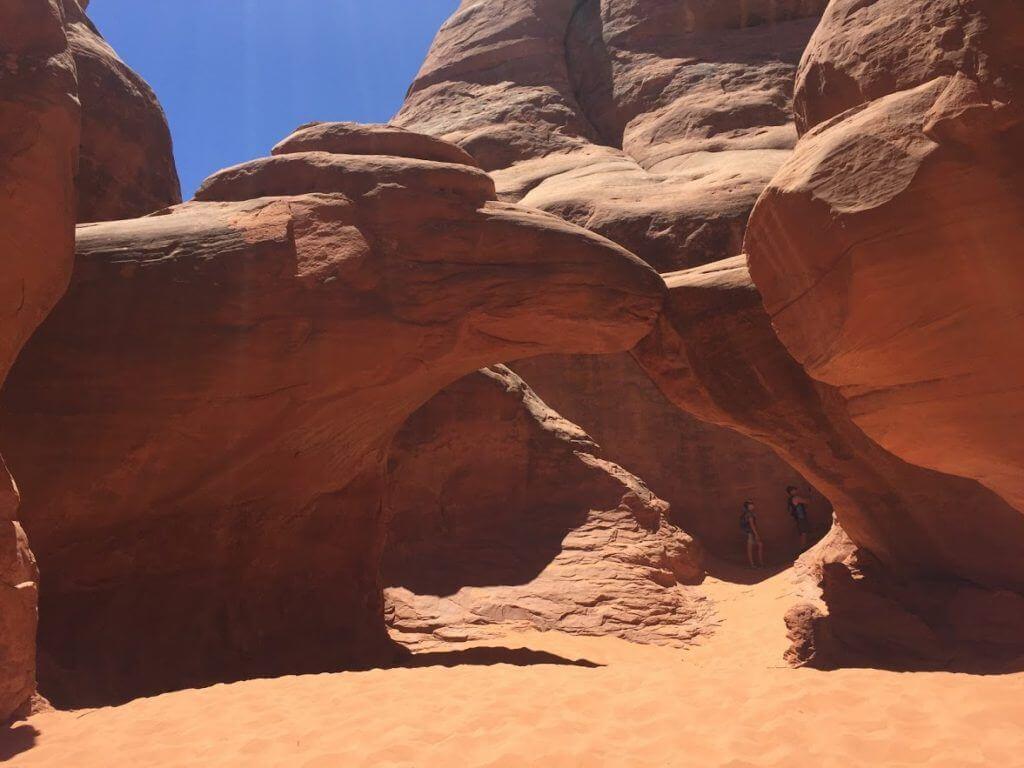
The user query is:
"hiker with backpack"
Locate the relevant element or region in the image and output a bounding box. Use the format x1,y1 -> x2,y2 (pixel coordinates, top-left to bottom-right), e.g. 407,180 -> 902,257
787,485 -> 812,551
740,501 -> 765,568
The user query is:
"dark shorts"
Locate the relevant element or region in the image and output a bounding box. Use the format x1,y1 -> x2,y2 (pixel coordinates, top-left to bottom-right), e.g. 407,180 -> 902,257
795,515 -> 810,534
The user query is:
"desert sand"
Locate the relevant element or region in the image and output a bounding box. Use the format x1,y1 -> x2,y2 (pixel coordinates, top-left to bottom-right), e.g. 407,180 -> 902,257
6,567 -> 1022,768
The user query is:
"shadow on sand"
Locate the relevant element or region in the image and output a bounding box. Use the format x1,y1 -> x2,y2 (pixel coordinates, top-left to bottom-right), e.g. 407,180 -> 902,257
398,646 -> 603,669
0,723 -> 39,761
703,556 -> 792,585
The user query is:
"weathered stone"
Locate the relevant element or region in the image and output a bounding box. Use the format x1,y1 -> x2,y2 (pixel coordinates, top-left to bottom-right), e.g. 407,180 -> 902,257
0,0 -> 79,722
385,366 -> 710,651
0,129 -> 664,707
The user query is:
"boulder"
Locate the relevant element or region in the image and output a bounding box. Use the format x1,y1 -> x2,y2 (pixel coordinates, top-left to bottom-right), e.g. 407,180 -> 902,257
746,0 -> 1024,515
633,257 -> 1024,590
385,366 -> 709,650
0,129 -> 664,707
61,0 -> 180,221
0,0 -> 79,722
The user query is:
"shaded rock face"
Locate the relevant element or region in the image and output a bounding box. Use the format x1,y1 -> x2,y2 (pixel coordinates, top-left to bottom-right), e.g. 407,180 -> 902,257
384,366 -> 710,650
746,0 -> 1024,516
61,0 -> 181,221
0,127 -> 664,707
397,0 -> 826,273
0,0 -> 80,721
512,355 -> 828,565
633,257 -> 1024,591
786,525 -> 1024,671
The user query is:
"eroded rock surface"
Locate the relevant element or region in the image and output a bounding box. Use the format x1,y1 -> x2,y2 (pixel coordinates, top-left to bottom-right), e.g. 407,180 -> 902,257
397,0 -> 826,272
61,0 -> 180,221
512,354 -> 827,564
398,0 -> 831,562
273,121 -> 479,167
0,129 -> 663,707
633,257 -> 1024,591
786,525 -> 1024,671
746,0 -> 1024,515
384,366 -> 710,650
0,0 -> 79,722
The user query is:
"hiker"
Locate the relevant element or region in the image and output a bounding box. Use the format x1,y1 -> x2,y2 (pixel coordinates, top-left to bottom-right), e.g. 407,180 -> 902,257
787,485 -> 811,551
740,501 -> 765,568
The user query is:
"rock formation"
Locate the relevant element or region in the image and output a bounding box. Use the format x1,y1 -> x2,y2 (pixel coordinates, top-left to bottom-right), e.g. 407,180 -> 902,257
746,0 -> 1024,515
512,355 -> 827,564
397,0 -> 832,563
385,366 -> 710,650
633,257 -> 1024,592
397,0 -> 826,272
0,124 -> 664,707
61,0 -> 181,221
786,525 -> 1024,671
0,0 -> 80,722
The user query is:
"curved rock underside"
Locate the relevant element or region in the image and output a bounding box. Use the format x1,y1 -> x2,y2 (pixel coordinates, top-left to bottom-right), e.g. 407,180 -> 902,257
635,257 -> 1024,667
633,257 -> 1024,592
746,0 -> 1024,516
397,0 -> 834,566
384,366 -> 710,650
61,0 -> 181,221
0,0 -> 80,722
0,127 -> 664,708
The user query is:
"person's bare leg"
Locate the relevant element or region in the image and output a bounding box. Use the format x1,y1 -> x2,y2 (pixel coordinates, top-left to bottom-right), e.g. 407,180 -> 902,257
799,532 -> 808,551
747,537 -> 756,568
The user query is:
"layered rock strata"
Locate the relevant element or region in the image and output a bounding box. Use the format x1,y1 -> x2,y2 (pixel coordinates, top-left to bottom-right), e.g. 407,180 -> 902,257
397,0 -> 827,272
385,366 -> 710,650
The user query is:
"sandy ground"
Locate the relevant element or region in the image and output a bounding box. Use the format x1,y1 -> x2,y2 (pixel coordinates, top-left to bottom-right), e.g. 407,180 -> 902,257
5,568 -> 1023,767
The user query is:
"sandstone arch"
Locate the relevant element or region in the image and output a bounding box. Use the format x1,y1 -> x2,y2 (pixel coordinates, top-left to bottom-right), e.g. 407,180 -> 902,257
0,126 -> 664,707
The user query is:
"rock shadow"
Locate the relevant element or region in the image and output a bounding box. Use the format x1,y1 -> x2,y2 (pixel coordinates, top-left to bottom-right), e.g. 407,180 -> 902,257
0,724 -> 39,761
398,646 -> 603,669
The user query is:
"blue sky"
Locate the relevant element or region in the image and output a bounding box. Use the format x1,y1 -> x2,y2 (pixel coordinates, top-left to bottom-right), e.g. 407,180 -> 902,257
88,0 -> 460,197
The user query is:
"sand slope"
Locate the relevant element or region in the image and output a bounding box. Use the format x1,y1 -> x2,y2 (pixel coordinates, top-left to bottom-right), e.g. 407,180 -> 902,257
5,569 -> 1023,767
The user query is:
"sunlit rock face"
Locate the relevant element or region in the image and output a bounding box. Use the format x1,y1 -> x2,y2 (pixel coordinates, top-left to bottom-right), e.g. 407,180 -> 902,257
745,0 -> 1024,560
0,125 -> 664,708
0,0 -> 80,722
60,0 -> 181,221
385,366 -> 710,651
397,0 -> 827,273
